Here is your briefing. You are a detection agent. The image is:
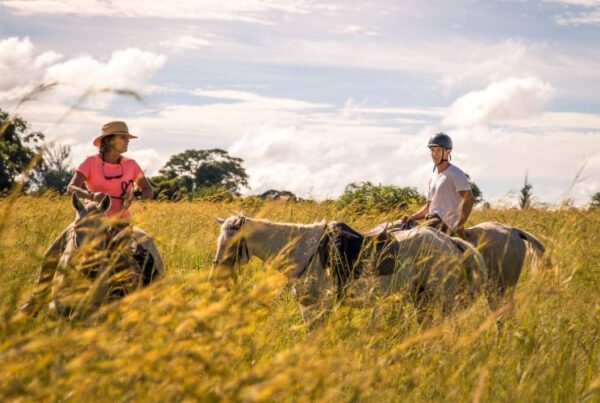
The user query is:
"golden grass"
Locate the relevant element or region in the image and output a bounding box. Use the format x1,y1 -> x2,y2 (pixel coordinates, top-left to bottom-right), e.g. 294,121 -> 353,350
0,195 -> 598,401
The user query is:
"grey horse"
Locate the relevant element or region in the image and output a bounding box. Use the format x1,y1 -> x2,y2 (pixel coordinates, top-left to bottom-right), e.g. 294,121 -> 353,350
21,193 -> 163,318
382,220 -> 546,308
464,222 -> 545,307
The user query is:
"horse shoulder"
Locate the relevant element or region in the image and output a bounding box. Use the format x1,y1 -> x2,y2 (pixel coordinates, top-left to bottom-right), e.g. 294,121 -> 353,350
39,225 -> 73,282
131,226 -> 164,275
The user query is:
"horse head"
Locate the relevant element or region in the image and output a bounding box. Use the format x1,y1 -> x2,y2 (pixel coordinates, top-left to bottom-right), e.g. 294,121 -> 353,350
212,215 -> 250,281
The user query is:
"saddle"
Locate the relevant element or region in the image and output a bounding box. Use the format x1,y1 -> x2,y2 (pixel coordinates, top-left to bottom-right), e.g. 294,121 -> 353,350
324,221 -> 403,296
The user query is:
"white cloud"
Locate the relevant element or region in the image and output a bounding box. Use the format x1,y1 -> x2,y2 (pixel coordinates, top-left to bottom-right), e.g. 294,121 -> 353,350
0,37 -> 63,95
228,127 -> 425,199
2,0 -> 315,23
443,77 -> 555,127
0,36 -> 166,109
126,149 -> 163,175
546,0 -> 600,25
556,9 -> 600,25
331,25 -> 380,36
43,48 -> 166,101
159,35 -> 213,51
547,0 -> 600,5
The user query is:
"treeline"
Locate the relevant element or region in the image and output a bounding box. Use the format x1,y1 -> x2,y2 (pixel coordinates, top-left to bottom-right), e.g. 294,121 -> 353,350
2,109 -> 598,210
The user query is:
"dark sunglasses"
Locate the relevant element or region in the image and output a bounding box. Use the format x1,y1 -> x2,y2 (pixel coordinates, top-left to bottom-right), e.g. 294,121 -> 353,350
101,160 -> 123,180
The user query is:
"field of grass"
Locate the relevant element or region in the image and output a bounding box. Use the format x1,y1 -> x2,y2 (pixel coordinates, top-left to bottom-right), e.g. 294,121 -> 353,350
0,195 -> 598,401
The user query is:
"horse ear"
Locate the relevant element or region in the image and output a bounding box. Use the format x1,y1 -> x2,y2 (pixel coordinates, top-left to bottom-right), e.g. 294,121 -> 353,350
100,194 -> 111,212
215,217 -> 225,225
71,192 -> 85,214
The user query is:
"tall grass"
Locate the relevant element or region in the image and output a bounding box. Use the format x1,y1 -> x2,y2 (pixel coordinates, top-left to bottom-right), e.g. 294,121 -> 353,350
0,195 -> 598,401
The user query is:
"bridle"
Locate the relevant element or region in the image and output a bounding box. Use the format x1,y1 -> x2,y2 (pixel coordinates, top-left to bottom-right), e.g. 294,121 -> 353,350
212,217 -> 250,276
70,214 -> 114,251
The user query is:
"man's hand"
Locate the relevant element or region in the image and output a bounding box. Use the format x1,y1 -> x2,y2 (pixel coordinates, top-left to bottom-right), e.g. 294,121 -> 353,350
454,227 -> 467,239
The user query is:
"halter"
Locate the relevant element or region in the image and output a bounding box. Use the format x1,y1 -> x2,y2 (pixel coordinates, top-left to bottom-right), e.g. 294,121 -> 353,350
212,216 -> 250,277
70,216 -> 114,250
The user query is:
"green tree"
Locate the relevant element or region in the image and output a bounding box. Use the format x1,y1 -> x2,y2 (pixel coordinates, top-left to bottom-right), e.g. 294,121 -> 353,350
590,192 -> 600,210
155,149 -> 248,199
31,143 -> 74,194
519,172 -> 533,210
337,181 -> 425,213
0,109 -> 45,193
465,174 -> 483,205
149,175 -> 191,201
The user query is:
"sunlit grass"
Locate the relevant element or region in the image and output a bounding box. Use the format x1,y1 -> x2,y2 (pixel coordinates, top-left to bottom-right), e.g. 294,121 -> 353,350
0,195 -> 598,401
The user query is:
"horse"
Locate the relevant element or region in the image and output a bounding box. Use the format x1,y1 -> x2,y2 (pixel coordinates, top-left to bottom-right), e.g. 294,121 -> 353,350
212,215 -> 488,325
464,222 -> 545,308
21,193 -> 163,318
383,220 -> 546,309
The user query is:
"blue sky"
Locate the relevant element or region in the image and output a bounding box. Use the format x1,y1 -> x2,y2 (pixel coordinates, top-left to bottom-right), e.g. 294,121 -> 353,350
1,0 -> 599,205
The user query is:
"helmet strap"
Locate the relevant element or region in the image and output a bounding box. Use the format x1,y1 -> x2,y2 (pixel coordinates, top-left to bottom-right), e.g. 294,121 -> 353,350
433,147 -> 449,171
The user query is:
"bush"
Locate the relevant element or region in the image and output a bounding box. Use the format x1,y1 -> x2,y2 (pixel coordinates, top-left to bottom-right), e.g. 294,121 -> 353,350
337,181 -> 425,214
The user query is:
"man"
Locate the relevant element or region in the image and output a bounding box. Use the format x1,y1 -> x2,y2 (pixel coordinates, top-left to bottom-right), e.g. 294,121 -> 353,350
402,132 -> 474,238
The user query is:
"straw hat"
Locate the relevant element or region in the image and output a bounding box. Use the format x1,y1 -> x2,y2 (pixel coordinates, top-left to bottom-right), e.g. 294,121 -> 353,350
93,121 -> 137,147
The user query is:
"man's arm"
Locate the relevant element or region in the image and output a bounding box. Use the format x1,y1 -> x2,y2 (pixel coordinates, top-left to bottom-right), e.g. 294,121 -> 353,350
455,190 -> 474,230
407,201 -> 431,222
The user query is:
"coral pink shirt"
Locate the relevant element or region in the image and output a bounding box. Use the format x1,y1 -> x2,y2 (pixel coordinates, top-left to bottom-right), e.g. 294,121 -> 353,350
76,154 -> 143,220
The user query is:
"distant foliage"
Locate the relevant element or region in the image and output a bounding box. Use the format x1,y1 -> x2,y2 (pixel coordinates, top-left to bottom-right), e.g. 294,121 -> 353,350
519,172 -> 533,210
30,143 -> 74,194
590,192 -> 600,210
337,181 -> 425,213
259,189 -> 297,201
465,174 -> 483,205
0,109 -> 45,193
153,149 -> 248,200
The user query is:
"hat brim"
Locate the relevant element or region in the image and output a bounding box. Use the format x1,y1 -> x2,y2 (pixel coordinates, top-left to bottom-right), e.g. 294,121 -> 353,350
93,132 -> 137,147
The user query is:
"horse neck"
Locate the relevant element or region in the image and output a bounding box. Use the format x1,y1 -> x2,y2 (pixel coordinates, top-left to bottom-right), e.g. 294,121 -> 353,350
244,219 -> 325,268
58,223 -> 78,267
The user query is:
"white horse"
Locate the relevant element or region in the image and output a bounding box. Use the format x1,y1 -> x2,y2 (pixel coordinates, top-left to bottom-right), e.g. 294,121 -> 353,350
213,215 -> 488,324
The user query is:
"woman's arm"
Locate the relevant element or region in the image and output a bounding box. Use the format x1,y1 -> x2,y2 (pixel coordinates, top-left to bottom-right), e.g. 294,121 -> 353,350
67,172 -> 104,201
135,175 -> 154,200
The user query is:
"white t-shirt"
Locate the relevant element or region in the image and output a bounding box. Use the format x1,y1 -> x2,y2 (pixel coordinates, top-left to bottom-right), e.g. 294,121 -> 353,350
427,165 -> 472,230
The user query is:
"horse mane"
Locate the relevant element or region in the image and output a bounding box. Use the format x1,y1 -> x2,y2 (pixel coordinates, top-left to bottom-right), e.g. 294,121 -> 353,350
225,215 -> 325,230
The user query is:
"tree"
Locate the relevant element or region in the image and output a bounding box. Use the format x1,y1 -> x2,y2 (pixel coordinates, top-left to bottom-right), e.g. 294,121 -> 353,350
259,189 -> 297,201
158,149 -> 248,197
337,181 -> 425,213
519,172 -> 533,210
30,143 -> 75,194
465,174 -> 483,205
0,109 -> 45,193
149,175 -> 191,201
590,192 -> 600,210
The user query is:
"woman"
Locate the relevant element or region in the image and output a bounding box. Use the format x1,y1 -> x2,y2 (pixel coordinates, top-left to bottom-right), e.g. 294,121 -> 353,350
67,121 -> 153,220
21,121 -> 158,316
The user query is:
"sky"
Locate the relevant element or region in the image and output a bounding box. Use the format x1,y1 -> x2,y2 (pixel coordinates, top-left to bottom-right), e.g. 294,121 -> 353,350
1,0 -> 599,205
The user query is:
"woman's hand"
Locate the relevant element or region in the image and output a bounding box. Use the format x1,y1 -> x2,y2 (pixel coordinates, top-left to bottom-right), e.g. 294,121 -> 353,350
91,191 -> 108,202
123,189 -> 135,209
